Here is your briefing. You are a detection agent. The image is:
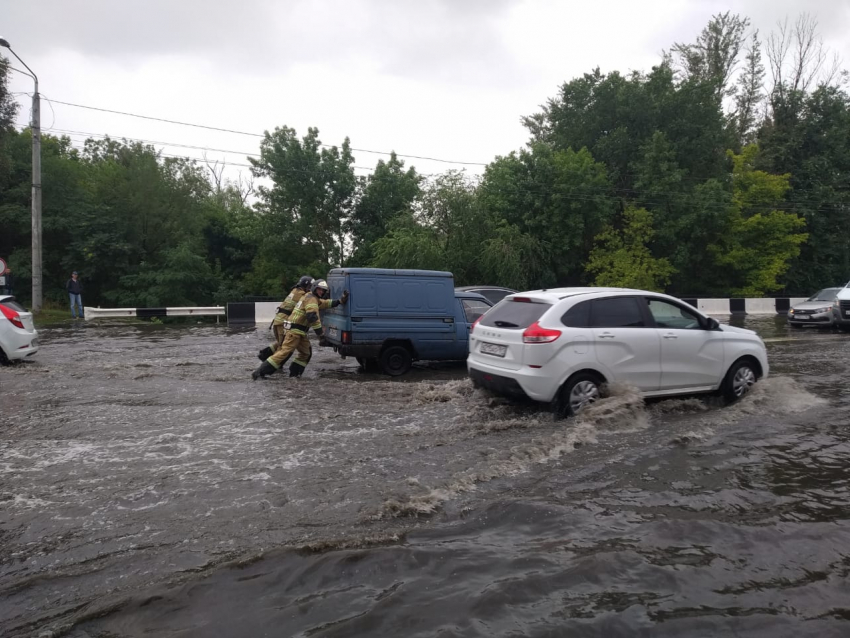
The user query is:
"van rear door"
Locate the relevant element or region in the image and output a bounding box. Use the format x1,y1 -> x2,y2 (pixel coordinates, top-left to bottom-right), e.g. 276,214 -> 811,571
324,270 -> 351,344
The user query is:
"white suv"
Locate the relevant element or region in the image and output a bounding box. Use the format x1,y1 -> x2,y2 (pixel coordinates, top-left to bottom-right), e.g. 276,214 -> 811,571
0,295 -> 39,364
467,288 -> 768,417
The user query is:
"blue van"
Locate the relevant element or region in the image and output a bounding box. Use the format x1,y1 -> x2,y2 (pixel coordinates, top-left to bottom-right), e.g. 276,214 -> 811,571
322,268 -> 492,375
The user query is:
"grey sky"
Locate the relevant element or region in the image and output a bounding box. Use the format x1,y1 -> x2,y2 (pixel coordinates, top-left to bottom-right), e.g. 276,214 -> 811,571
3,0 -> 849,179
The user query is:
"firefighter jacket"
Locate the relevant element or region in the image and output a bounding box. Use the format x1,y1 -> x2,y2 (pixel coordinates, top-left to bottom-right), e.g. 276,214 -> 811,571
272,287 -> 307,327
288,293 -> 340,337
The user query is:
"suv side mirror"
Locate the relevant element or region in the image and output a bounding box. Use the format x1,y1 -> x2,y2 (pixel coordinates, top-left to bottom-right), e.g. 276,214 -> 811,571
705,317 -> 720,331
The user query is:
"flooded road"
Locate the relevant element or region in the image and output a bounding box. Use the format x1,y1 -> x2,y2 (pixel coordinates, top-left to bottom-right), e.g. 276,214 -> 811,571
1,316 -> 849,637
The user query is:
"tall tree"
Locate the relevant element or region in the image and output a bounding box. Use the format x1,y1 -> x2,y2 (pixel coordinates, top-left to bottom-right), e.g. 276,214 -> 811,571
478,144 -> 615,285
348,152 -> 421,265
734,31 -> 766,146
712,145 -> 807,295
0,55 -> 18,189
671,12 -> 750,101
249,126 -> 356,293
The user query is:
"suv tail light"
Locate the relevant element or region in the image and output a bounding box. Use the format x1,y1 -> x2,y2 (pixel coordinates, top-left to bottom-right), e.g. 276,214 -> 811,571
472,316 -> 482,330
522,321 -> 561,344
0,303 -> 25,329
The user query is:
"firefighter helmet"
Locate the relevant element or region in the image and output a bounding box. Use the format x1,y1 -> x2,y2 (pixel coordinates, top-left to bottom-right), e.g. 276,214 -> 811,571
297,275 -> 314,290
312,279 -> 330,297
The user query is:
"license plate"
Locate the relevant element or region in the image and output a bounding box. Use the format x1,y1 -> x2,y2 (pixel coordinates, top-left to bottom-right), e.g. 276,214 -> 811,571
796,314 -> 810,319
327,327 -> 339,339
845,311 -> 850,317
480,342 -> 507,357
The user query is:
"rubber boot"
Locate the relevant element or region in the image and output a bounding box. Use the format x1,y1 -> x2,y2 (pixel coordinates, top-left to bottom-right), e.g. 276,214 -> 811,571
257,346 -> 274,361
252,360 -> 277,380
289,362 -> 306,378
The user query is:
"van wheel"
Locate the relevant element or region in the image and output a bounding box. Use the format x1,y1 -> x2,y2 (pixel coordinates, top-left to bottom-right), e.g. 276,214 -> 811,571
721,358 -> 758,402
553,372 -> 602,419
380,346 -> 412,376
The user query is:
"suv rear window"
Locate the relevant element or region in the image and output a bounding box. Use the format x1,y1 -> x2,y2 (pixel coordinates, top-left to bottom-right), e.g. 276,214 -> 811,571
0,298 -> 26,312
479,298 -> 551,329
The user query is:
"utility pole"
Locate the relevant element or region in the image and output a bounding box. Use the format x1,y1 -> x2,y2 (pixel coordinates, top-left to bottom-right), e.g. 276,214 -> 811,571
0,38 -> 42,312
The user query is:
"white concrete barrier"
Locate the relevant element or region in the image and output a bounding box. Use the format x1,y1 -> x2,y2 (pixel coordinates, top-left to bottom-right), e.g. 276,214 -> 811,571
85,306 -> 224,320
697,299 -> 731,315
254,302 -> 280,326
745,298 -> 776,315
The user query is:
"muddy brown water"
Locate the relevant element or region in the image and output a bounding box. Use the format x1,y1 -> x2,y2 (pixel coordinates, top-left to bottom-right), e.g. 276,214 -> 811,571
1,316 -> 849,637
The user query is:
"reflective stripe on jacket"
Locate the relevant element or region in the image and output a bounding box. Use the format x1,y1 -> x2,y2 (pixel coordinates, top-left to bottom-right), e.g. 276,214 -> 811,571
288,293 -> 334,336
272,287 -> 306,326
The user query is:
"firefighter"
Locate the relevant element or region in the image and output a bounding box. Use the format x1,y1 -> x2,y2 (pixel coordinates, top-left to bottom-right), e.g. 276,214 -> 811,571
257,275 -> 314,361
252,279 -> 349,380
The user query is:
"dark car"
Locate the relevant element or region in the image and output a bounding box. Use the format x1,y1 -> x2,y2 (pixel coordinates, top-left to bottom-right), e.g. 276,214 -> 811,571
455,285 -> 517,305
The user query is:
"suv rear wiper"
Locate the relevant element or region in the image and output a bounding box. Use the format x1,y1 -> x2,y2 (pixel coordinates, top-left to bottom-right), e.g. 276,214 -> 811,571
494,320 -> 520,327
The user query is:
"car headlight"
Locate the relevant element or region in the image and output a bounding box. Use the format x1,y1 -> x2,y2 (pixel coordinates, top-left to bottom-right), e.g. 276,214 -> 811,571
815,307 -> 831,313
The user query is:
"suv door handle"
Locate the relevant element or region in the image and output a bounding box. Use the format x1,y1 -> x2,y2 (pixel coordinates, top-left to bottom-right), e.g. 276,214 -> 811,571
663,332 -> 678,339
598,332 -> 615,339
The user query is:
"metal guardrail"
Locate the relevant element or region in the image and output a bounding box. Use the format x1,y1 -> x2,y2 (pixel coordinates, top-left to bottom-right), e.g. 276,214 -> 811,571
84,306 -> 225,320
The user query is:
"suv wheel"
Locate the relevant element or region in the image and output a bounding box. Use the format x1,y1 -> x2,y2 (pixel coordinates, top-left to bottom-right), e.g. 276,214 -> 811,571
554,373 -> 602,419
721,358 -> 758,402
379,345 -> 412,376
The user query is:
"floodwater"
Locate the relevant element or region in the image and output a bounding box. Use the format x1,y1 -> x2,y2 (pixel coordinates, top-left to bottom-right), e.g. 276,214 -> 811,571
1,316 -> 848,637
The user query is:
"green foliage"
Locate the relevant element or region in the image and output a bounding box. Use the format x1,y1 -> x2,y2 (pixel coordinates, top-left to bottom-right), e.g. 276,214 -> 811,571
0,55 -> 18,188
586,206 -> 675,291
479,144 -> 614,285
116,242 -> 219,307
711,146 -> 807,296
251,126 -> 356,274
348,152 -> 421,265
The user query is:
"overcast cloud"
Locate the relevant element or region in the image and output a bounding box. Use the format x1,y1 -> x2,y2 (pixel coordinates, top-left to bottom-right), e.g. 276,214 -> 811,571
3,0 -> 849,178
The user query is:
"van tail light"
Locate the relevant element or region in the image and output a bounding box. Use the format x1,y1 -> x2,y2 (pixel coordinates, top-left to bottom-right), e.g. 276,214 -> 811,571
0,304 -> 25,329
522,321 -> 561,344
342,330 -> 351,344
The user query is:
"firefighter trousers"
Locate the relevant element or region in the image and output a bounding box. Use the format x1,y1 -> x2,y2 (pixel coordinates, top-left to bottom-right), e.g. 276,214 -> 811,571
270,324 -> 287,349
268,331 -> 312,370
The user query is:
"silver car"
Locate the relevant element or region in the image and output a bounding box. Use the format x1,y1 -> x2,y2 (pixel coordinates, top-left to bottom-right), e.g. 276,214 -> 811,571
788,288 -> 842,328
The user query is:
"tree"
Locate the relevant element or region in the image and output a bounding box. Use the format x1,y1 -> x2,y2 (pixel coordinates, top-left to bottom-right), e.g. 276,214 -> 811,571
758,86 -> 850,292
251,126 -> 356,275
712,146 -> 807,295
348,152 -> 421,265
478,144 -> 614,285
0,55 -> 18,189
734,32 -> 766,146
671,11 -> 751,101
586,205 -> 675,291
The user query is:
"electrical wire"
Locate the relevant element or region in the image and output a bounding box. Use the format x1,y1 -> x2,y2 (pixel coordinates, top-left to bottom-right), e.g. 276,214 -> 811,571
44,98 -> 489,166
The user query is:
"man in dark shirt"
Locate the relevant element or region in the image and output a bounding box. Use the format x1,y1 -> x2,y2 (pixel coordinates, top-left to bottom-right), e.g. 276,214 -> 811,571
66,271 -> 84,319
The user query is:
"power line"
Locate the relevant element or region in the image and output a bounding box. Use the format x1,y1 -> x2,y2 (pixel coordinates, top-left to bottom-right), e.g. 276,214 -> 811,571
46,128 -> 379,172
43,98 -> 490,166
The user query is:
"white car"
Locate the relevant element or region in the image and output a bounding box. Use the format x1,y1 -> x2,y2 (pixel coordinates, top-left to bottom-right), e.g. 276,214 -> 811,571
0,295 -> 39,364
467,288 -> 769,417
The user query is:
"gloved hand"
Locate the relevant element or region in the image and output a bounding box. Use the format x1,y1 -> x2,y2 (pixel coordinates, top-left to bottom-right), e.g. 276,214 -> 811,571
340,290 -> 350,305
